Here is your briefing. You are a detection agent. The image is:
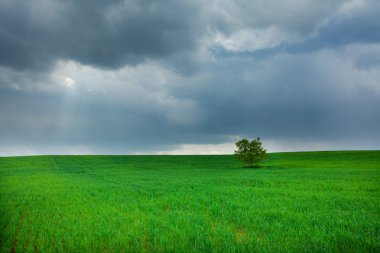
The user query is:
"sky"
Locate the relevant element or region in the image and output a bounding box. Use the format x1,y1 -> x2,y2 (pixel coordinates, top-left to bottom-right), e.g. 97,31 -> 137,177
1,0 -> 380,156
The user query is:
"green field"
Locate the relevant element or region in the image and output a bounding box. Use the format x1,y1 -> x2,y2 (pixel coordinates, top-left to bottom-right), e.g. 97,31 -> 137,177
1,151 -> 379,252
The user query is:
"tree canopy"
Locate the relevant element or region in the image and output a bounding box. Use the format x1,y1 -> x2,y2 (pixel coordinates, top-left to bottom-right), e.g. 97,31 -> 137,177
234,138 -> 268,167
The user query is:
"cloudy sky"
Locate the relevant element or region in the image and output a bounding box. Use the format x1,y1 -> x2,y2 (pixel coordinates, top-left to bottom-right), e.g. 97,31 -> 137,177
1,0 -> 380,155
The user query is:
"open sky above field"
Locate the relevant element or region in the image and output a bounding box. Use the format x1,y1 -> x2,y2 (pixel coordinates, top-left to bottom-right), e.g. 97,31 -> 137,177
1,0 -> 380,155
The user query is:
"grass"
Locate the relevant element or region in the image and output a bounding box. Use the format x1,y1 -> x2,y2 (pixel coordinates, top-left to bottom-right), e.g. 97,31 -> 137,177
0,151 -> 379,252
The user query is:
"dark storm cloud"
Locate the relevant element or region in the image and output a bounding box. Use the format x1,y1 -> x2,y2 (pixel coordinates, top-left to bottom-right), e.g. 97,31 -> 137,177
2,45 -> 380,155
0,0 -> 200,71
289,2 -> 380,53
212,1 -> 380,60
0,87 -> 225,153
171,51 -> 380,141
1,0 -> 375,73
1,0 -> 380,155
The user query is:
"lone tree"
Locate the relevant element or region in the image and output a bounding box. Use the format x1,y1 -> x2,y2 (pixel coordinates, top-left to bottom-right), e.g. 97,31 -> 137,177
234,138 -> 268,168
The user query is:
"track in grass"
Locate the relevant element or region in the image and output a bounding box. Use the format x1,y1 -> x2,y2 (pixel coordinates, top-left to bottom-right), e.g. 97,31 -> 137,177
1,151 -> 379,252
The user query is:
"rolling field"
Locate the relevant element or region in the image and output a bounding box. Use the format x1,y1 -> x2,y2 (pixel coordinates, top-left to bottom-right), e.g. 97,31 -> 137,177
0,151 -> 379,252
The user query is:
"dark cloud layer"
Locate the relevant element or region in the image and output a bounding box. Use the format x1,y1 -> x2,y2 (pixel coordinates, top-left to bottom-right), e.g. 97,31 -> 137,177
212,1 -> 380,61
0,0 -> 380,155
0,0 -> 200,71
290,2 -> 380,52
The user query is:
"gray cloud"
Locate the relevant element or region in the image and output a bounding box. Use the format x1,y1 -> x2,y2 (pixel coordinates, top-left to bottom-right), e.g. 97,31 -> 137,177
289,1 -> 380,53
212,0 -> 380,59
1,45 -> 379,154
175,48 -> 380,139
0,0 -> 380,155
0,0 -> 201,71
0,0 -> 362,73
